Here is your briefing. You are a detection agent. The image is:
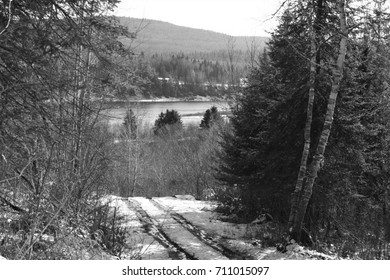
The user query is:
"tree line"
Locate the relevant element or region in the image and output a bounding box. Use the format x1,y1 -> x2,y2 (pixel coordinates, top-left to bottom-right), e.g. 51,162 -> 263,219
111,51 -> 249,99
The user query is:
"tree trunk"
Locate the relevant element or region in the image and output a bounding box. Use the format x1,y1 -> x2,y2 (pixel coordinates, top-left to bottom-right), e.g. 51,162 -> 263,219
289,1 -> 318,230
290,0 -> 348,242
384,187 -> 390,242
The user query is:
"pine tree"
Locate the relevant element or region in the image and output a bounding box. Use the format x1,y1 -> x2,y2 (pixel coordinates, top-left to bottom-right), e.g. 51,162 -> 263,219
218,0 -> 390,256
200,106 -> 222,129
153,109 -> 183,136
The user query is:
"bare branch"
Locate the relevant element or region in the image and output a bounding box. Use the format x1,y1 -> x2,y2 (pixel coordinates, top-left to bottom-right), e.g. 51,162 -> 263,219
271,0 -> 290,17
0,0 -> 13,36
0,195 -> 26,213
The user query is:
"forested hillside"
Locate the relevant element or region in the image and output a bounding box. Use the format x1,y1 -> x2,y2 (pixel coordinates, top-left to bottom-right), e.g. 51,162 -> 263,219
117,17 -> 268,55
107,17 -> 269,99
102,17 -> 268,99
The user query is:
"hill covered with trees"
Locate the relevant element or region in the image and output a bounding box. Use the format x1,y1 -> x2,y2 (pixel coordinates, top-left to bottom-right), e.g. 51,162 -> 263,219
117,17 -> 268,55
99,17 -> 270,100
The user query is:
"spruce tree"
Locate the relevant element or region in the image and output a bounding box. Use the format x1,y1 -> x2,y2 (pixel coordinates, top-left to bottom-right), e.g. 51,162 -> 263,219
153,109 -> 183,136
200,106 -> 222,129
218,0 -> 390,256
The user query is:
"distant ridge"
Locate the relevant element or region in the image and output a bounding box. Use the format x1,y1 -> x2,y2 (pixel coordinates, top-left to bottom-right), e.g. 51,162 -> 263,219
117,17 -> 269,54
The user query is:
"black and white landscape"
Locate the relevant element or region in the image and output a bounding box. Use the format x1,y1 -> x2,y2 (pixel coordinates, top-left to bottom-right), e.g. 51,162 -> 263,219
1,0 -> 389,261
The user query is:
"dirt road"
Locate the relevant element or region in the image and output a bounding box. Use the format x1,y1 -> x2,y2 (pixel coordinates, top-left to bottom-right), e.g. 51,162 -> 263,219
105,196 -> 333,260
111,196 -> 256,260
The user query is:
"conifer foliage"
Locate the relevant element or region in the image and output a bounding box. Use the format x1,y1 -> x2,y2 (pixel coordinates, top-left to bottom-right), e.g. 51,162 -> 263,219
154,109 -> 183,136
218,0 -> 390,258
200,106 -> 222,129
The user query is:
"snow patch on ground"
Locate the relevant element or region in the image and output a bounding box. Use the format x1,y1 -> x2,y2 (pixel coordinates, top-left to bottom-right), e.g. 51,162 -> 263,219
100,195 -> 169,259
153,197 -> 216,213
129,197 -> 228,260
102,195 -> 337,260
100,195 -> 142,228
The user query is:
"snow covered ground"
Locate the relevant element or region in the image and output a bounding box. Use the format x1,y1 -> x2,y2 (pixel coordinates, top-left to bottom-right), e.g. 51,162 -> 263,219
102,195 -> 338,260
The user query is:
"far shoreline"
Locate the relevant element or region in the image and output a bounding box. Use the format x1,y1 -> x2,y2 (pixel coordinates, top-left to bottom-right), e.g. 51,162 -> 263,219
101,96 -> 233,109
105,96 -> 231,103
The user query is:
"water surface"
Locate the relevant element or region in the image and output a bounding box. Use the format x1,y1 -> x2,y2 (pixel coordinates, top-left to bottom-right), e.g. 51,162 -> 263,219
104,101 -> 230,128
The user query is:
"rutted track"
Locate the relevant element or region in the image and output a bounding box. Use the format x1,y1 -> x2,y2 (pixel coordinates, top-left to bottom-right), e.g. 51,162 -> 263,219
150,198 -> 256,260
126,197 -> 256,260
107,195 -> 335,260
128,197 -> 229,260
126,198 -> 193,260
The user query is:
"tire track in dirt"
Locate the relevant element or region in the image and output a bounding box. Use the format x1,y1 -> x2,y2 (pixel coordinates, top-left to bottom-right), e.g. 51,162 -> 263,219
126,199 -> 193,260
150,198 -> 256,260
128,197 -> 229,260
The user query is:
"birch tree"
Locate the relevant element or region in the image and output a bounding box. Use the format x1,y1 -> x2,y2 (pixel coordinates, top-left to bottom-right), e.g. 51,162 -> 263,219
289,0 -> 348,242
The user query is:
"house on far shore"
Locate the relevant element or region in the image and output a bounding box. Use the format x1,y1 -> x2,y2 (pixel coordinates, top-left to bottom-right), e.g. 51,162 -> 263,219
157,77 -> 170,82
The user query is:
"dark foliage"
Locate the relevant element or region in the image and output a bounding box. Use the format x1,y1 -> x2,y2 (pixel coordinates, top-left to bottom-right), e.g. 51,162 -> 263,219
153,109 -> 183,136
217,0 -> 390,258
0,0 -> 135,259
200,106 -> 222,129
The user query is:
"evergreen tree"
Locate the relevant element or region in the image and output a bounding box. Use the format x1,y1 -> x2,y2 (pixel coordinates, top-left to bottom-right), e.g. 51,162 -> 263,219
153,109 -> 183,136
218,0 -> 390,256
200,106 -> 222,129
217,1 -> 324,221
309,0 -> 390,254
289,0 -> 348,243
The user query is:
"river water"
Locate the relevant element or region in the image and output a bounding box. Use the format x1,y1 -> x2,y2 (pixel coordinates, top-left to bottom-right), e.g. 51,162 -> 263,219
103,100 -> 231,128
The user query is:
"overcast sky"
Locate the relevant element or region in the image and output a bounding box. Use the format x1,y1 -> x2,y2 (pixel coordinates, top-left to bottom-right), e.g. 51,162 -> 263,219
113,0 -> 283,37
